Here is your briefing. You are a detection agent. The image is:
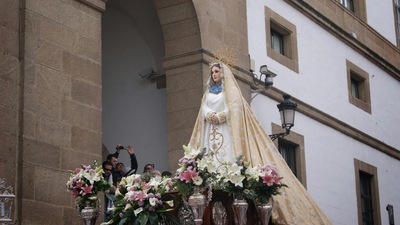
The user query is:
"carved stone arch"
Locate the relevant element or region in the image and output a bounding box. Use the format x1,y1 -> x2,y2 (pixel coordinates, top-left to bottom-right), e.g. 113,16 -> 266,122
153,0 -> 250,171
152,1 -> 205,171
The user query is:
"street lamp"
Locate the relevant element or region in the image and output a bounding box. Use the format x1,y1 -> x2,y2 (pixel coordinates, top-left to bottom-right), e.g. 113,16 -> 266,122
269,94 -> 297,141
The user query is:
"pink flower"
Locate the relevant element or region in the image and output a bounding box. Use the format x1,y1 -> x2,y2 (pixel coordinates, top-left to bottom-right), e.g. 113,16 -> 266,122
127,191 -> 147,202
274,177 -> 282,185
81,185 -> 93,195
82,165 -> 92,171
71,189 -> 79,198
179,169 -> 198,183
76,180 -> 83,188
74,168 -> 81,174
262,174 -> 274,186
179,158 -> 188,164
141,182 -> 151,190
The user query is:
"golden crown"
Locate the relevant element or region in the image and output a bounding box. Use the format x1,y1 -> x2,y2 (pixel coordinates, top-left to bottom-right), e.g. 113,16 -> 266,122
210,47 -> 237,70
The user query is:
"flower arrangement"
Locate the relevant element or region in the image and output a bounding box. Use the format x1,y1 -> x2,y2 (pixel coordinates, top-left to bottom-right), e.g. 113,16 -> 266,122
217,155 -> 287,204
174,146 -> 217,199
174,146 -> 287,204
104,173 -> 178,225
215,155 -> 249,199
66,160 -> 111,211
244,163 -> 287,204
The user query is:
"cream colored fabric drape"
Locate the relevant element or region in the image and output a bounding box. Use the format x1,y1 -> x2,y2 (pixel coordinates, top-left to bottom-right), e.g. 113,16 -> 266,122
189,63 -> 333,225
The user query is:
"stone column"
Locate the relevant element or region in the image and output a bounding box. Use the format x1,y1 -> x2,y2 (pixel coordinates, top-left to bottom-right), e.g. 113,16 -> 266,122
0,0 -> 106,224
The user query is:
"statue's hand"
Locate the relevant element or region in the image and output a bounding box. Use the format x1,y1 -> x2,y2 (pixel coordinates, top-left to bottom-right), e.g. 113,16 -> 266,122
211,114 -> 219,125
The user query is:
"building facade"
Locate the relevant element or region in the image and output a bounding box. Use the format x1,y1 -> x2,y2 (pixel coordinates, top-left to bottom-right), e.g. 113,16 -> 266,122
0,0 -> 399,224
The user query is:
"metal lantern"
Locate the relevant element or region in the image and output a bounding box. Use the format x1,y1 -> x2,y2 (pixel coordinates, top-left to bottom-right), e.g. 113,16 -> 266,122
277,94 -> 297,131
269,94 -> 298,141
0,178 -> 15,224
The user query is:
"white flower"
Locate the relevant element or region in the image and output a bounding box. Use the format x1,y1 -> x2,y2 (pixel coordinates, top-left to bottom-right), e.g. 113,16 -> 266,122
115,187 -> 122,196
183,145 -> 201,159
124,191 -> 134,200
192,176 -> 203,186
197,157 -> 217,173
245,166 -> 260,180
134,207 -> 143,216
149,177 -> 161,188
226,173 -> 245,187
124,203 -> 132,211
197,157 -> 208,170
84,169 -> 101,185
149,197 -> 157,206
95,166 -> 103,175
228,163 -> 243,176
165,200 -> 174,207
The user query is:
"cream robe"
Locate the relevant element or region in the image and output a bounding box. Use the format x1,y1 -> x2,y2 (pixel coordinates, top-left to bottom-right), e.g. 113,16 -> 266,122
201,91 -> 234,164
189,63 -> 333,225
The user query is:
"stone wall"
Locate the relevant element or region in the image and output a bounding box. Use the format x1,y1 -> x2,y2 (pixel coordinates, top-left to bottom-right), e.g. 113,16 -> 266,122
0,0 -> 105,224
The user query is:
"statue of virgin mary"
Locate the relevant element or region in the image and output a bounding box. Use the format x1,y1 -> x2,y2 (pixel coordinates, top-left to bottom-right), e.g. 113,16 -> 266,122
188,62 -> 333,225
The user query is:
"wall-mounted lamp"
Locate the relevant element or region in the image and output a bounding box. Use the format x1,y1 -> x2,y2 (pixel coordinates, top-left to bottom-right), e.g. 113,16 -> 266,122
269,94 -> 297,141
253,65 -> 277,88
138,67 -> 167,89
138,68 -> 158,81
0,178 -> 16,224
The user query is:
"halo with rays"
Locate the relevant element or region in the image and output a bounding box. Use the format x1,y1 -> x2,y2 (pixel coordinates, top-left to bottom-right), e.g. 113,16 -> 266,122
210,47 -> 238,70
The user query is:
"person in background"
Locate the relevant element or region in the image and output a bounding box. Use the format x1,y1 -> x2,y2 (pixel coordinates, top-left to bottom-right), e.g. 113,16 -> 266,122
143,163 -> 154,174
116,162 -> 125,175
161,170 -> 172,178
102,160 -> 114,221
151,170 -> 162,177
109,144 -> 138,184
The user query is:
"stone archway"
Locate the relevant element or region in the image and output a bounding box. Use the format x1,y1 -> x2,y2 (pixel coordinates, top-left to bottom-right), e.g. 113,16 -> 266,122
153,0 -> 250,171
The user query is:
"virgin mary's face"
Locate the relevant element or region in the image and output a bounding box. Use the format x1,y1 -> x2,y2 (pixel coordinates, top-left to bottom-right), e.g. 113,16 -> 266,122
211,66 -> 222,84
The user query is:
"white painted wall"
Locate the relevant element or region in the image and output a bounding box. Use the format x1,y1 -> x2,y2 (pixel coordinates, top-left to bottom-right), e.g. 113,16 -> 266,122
102,8 -> 169,174
248,1 -> 400,224
253,94 -> 400,225
247,0 -> 400,149
366,0 -> 398,45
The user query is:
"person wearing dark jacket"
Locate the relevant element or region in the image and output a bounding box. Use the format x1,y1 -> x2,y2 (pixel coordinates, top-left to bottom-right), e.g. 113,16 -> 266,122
108,144 -> 138,185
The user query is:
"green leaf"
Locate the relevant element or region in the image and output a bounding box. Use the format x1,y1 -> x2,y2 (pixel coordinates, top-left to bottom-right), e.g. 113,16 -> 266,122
118,218 -> 127,225
148,213 -> 159,225
106,193 -> 117,201
133,218 -> 140,225
138,212 -> 149,225
163,213 -> 180,225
